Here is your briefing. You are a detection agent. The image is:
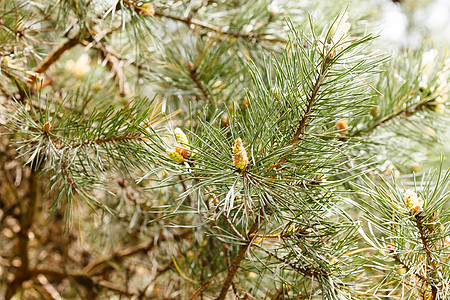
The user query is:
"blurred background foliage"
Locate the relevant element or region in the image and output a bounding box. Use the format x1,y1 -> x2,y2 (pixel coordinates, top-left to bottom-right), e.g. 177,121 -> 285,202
1,0 -> 450,299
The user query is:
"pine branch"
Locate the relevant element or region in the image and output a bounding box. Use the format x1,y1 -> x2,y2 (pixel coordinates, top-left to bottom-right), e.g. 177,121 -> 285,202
352,93 -> 442,136
69,133 -> 147,149
189,279 -> 213,300
83,228 -> 192,273
253,243 -> 319,277
155,10 -> 258,40
414,213 -> 439,299
30,22 -> 121,84
211,219 -> 238,295
390,250 -> 427,282
222,214 -> 245,240
123,0 -> 280,42
187,62 -> 211,103
216,212 -> 262,299
267,54 -> 331,171
122,0 -> 288,45
33,31 -> 81,75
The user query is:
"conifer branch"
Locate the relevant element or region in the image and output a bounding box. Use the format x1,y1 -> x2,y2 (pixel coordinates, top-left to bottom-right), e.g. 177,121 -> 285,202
33,31 -> 81,75
31,23 -> 121,82
222,214 -> 245,240
189,279 -> 213,300
83,228 -> 192,273
253,243 -> 319,277
352,94 -> 441,136
271,287 -> 284,300
414,214 -> 439,298
268,56 -> 331,171
216,212 -> 262,299
122,0 -> 284,42
211,219 -> 238,294
391,251 -> 427,282
155,10 -> 259,40
187,62 -> 211,103
69,134 -> 147,149
44,130 -> 147,152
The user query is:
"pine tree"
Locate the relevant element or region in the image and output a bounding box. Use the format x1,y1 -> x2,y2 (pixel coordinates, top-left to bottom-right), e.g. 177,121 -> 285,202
1,0 -> 449,299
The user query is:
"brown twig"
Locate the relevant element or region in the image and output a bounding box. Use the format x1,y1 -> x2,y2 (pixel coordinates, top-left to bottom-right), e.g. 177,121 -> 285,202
189,279 -> 213,300
391,251 -> 427,282
155,10 -> 259,40
271,286 -> 284,300
83,228 -> 192,274
33,32 -> 81,75
414,213 -> 439,299
123,1 -> 276,42
187,62 -> 211,103
352,93 -> 440,136
222,214 -> 245,240
266,56 -> 331,172
216,211 -> 263,299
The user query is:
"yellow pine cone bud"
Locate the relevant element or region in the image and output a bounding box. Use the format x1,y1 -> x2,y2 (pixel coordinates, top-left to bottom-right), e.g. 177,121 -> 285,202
174,128 -> 189,150
43,122 -> 51,132
140,3 -> 155,16
175,143 -> 190,159
403,191 -> 423,214
233,138 -> 248,170
336,119 -> 349,131
167,148 -> 185,164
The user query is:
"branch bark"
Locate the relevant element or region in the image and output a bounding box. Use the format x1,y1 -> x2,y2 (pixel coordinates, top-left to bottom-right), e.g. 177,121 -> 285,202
83,228 -> 192,274
187,62 -> 211,103
266,56 -> 330,172
351,92 -> 440,136
415,214 -> 439,299
216,212 -> 262,299
33,32 -> 81,75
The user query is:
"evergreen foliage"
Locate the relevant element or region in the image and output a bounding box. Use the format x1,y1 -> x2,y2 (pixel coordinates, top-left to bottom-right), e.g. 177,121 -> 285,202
0,0 -> 449,299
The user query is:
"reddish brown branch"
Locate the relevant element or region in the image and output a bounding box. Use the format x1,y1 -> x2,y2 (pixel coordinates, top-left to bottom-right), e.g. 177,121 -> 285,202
187,62 -> 211,103
414,214 -> 439,299
216,213 -> 262,299
267,58 -> 330,172
189,279 -> 213,300
33,32 -> 81,74
391,252 -> 427,282
83,228 -> 192,273
154,10 -> 258,40
352,94 -> 440,136
123,1 -> 268,41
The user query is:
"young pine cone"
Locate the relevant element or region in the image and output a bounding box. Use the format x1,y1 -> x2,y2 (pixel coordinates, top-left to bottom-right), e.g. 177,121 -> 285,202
174,128 -> 190,150
403,191 -> 423,214
167,148 -> 185,164
233,138 -> 248,170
